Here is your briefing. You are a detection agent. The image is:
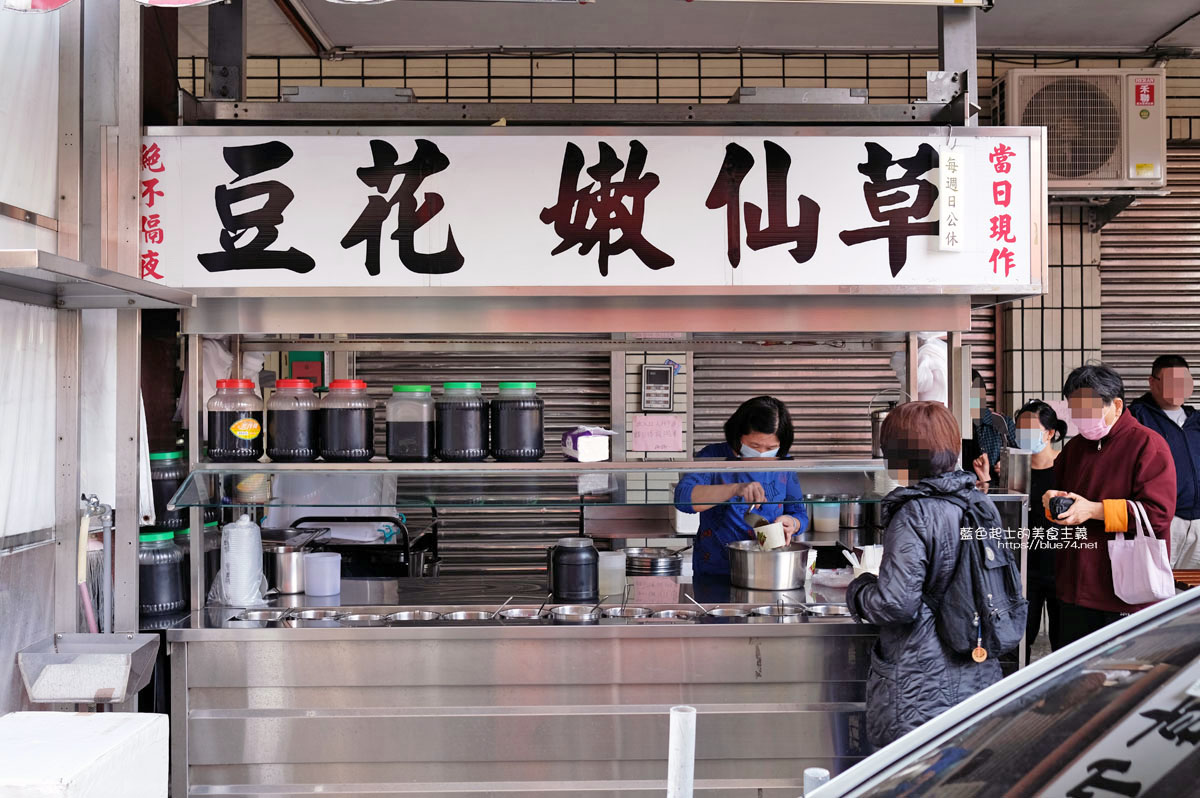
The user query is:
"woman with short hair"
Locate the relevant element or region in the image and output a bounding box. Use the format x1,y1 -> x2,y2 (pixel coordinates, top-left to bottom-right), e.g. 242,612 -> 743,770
847,400 -> 1004,748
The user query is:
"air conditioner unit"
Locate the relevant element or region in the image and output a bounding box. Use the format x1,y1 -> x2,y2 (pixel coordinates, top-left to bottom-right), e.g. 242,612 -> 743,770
991,68 -> 1166,192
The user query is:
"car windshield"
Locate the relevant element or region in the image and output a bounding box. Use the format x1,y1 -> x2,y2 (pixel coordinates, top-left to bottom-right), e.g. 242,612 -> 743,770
860,604 -> 1200,797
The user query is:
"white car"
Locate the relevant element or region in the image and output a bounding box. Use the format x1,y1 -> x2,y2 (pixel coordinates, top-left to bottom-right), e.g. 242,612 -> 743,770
810,587 -> 1200,797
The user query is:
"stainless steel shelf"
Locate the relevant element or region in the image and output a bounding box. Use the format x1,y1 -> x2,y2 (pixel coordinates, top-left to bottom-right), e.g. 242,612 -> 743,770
0,249 -> 195,310
189,458 -> 885,474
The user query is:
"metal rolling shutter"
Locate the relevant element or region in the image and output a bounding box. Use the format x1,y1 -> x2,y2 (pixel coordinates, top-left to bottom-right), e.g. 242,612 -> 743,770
1101,149 -> 1200,400
693,321 -> 998,458
353,348 -> 611,575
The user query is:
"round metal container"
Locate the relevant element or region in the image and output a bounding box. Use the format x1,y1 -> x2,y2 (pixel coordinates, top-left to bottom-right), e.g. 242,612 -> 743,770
337,613 -> 387,627
284,618 -> 340,628
706,607 -> 749,618
805,604 -> 852,617
838,497 -> 864,529
291,609 -> 339,620
624,547 -> 683,576
604,606 -> 652,618
750,605 -> 806,624
263,545 -> 305,594
550,605 -> 601,623
237,610 -> 285,622
387,610 -> 441,622
726,541 -> 808,590
497,608 -> 550,620
652,609 -> 697,621
441,611 -> 496,622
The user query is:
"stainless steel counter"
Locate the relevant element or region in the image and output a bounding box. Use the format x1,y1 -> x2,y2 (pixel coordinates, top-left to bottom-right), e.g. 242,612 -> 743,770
169,576 -> 876,797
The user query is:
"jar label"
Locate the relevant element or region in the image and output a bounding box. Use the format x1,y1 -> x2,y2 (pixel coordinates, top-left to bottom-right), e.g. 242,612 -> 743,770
230,418 -> 262,440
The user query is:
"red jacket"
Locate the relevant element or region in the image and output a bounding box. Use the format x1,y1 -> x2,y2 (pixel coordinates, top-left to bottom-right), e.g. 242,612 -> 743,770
1053,408 -> 1176,613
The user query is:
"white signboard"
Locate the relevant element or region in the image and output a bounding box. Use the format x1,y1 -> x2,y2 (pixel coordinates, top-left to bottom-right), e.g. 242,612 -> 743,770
138,129 -> 1037,290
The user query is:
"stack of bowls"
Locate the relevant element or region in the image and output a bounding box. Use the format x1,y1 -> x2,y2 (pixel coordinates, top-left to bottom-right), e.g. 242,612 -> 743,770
624,547 -> 683,576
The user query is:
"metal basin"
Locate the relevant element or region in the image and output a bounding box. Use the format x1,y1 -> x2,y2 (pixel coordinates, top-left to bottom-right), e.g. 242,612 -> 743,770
442,611 -> 496,622
237,610 -> 285,622
550,605 -> 602,623
497,608 -> 550,620
749,605 -> 806,623
604,606 -> 653,618
337,613 -> 387,627
387,610 -> 441,622
705,607 -> 749,618
290,609 -> 339,620
727,541 -> 808,590
805,604 -> 852,617
652,609 -> 697,621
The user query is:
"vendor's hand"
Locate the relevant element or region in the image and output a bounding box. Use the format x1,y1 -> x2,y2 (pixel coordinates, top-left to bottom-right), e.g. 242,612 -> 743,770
738,481 -> 767,507
779,514 -> 801,539
1048,492 -> 1104,527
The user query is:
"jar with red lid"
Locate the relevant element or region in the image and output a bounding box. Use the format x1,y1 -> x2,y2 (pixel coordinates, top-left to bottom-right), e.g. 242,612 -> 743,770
207,379 -> 264,462
320,379 -> 376,462
267,379 -> 320,462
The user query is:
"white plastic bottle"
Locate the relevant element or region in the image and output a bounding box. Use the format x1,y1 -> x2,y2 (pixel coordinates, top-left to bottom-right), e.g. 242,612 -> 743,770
221,513 -> 264,606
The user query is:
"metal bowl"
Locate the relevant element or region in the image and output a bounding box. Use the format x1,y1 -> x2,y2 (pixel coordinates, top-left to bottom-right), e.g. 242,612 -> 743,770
496,608 -> 551,620
236,610 -> 285,622
705,607 -> 749,618
652,609 -> 698,621
727,541 -> 809,591
387,610 -> 441,622
441,611 -> 496,622
751,605 -> 806,620
337,613 -> 387,627
290,609 -> 339,620
550,605 -> 602,623
805,604 -> 852,617
604,606 -> 653,618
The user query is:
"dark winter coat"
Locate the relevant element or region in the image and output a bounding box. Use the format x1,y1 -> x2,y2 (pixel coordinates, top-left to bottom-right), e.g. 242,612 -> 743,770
1129,393 -> 1200,521
846,471 -> 1003,749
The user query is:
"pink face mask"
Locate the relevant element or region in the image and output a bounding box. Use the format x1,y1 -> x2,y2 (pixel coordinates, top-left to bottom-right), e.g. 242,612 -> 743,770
1074,409 -> 1115,441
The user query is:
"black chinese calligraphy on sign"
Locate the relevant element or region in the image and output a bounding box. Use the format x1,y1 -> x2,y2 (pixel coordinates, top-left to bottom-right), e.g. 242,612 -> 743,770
839,142 -> 940,277
341,139 -> 464,277
197,141 -> 315,274
705,141 -> 820,268
540,140 -> 674,277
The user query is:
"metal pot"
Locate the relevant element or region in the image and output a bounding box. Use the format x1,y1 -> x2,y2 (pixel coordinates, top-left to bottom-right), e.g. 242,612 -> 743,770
550,604 -> 602,623
442,611 -> 495,622
604,606 -> 652,618
805,604 -> 852,617
387,610 -> 441,622
839,497 -> 863,529
869,388 -> 908,458
726,541 -> 808,591
263,545 -> 305,594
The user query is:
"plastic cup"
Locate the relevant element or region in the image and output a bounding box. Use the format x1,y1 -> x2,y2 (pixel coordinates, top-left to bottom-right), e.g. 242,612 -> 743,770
755,522 -> 788,551
303,552 -> 342,596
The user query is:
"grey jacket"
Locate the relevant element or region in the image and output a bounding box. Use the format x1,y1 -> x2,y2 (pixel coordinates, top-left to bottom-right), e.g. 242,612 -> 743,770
846,470 -> 1003,748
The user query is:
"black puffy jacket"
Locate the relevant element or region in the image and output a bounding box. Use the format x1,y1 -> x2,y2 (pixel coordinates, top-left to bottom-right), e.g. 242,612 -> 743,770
846,470 -> 1003,748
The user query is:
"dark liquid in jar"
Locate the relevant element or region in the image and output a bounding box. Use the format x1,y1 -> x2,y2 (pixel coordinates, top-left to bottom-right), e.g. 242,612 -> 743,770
268,409 -> 319,462
139,549 -> 185,616
387,420 -> 434,462
491,398 -> 544,462
207,410 -> 264,462
150,463 -> 187,530
321,408 -> 375,462
436,399 -> 489,462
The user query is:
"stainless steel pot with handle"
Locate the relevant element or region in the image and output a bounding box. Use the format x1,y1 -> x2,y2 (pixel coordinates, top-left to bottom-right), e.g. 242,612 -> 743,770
726,541 -> 809,591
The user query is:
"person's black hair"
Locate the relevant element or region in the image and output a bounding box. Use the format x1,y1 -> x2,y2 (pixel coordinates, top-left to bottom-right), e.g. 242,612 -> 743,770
1151,355 -> 1190,378
724,396 -> 794,457
1062,363 -> 1125,404
971,369 -> 988,392
1015,399 -> 1068,443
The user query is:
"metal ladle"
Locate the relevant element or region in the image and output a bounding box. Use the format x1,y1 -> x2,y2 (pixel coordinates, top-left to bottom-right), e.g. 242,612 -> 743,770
684,594 -> 711,616
491,596 -> 515,619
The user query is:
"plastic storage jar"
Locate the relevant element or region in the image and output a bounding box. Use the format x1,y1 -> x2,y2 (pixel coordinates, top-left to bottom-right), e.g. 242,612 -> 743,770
490,382 -> 544,462
267,379 -> 320,462
436,382 -> 488,462
386,385 -> 435,462
138,531 -> 185,616
320,379 -> 375,462
207,379 -> 264,462
174,520 -> 219,602
148,451 -> 187,530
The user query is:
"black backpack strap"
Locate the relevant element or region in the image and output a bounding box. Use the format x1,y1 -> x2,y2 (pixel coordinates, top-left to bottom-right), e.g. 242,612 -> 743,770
919,493 -> 971,612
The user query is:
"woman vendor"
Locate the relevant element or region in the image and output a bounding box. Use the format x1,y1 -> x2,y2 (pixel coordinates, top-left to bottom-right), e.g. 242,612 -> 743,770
674,396 -> 808,578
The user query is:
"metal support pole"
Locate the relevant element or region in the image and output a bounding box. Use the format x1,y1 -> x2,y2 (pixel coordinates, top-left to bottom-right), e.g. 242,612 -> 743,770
53,312 -> 82,634
904,332 -> 920,402
116,0 -> 142,278
57,2 -> 81,261
948,332 -> 971,460
113,310 -> 141,633
207,0 -> 247,101
187,333 -> 206,612
937,6 -> 979,127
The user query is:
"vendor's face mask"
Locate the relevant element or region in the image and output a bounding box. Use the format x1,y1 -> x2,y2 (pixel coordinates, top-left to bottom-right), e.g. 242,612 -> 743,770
740,443 -> 779,459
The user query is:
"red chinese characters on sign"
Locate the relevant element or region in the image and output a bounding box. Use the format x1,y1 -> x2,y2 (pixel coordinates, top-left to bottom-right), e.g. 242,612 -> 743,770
1135,78 -> 1156,107
141,143 -> 167,280
989,143 -> 1018,278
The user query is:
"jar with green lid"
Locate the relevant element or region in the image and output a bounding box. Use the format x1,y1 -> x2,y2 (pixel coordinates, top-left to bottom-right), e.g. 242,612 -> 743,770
174,521 -> 219,602
490,382 -> 544,462
387,385 -> 435,462
436,382 -> 488,462
139,531 -> 184,617
148,451 -> 188,530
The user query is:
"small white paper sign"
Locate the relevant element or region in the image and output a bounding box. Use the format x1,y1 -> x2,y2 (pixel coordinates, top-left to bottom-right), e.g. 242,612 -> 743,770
938,144 -> 965,252
631,414 -> 683,452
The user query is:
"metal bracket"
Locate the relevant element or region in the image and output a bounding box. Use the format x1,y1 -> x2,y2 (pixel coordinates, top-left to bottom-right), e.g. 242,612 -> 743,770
1087,196 -> 1136,233
206,65 -> 242,101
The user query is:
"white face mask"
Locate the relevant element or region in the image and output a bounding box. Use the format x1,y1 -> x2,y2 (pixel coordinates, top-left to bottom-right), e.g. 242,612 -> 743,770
740,443 -> 779,459
1015,429 -> 1047,454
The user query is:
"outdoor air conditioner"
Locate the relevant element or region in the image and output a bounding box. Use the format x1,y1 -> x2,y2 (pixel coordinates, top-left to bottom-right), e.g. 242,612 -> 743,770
991,68 -> 1166,192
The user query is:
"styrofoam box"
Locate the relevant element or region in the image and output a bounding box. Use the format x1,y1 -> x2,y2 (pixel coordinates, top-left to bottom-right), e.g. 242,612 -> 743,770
0,712 -> 168,798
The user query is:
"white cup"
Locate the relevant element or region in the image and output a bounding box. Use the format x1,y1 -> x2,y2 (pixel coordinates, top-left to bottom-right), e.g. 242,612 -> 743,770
755,521 -> 788,551
303,552 -> 342,596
